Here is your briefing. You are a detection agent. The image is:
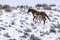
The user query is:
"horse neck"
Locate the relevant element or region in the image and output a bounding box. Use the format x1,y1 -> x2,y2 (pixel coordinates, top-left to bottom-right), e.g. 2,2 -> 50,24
29,9 -> 38,15
32,10 -> 37,13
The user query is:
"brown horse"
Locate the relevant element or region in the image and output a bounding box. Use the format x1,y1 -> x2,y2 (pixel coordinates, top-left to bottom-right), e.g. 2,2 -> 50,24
27,8 -> 50,24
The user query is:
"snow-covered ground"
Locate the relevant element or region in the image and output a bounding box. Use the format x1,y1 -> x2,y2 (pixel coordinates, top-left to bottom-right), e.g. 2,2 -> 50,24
0,4 -> 60,40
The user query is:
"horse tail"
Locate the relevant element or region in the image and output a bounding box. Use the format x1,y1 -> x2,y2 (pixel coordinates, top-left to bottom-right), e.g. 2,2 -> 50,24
45,13 -> 51,21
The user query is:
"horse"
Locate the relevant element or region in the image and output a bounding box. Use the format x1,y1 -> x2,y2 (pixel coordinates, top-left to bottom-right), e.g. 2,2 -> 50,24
27,8 -> 50,24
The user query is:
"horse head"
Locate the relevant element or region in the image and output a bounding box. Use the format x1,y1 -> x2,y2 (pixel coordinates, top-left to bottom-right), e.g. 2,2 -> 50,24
27,7 -> 37,14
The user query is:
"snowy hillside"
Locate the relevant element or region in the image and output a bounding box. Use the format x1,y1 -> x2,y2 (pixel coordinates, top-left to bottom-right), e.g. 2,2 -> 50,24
0,4 -> 60,40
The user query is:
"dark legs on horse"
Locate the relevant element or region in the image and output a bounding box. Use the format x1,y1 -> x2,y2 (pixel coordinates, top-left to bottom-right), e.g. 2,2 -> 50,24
33,16 -> 36,21
33,16 -> 37,23
42,17 -> 46,24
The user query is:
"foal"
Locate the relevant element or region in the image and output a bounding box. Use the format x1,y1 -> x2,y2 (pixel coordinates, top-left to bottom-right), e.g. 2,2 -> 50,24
27,8 -> 50,24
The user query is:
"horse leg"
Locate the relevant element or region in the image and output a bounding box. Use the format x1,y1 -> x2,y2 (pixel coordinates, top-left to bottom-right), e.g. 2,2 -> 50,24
33,16 -> 35,21
44,17 -> 46,24
33,16 -> 36,23
45,13 -> 51,21
33,15 -> 39,23
42,17 -> 46,24
33,14 -> 35,21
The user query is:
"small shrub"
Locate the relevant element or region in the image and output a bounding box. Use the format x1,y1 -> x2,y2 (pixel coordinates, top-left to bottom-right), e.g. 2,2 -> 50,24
3,33 -> 10,38
0,27 -> 6,30
49,4 -> 56,7
35,4 -> 48,7
3,4 -> 10,9
2,4 -> 11,12
20,5 -> 24,8
17,5 -> 20,8
0,4 -> 3,10
24,28 -> 31,32
44,6 -> 52,10
42,4 -> 48,7
56,23 -> 60,29
30,34 -> 41,40
50,27 -> 56,33
5,7 -> 11,12
35,4 -> 42,7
